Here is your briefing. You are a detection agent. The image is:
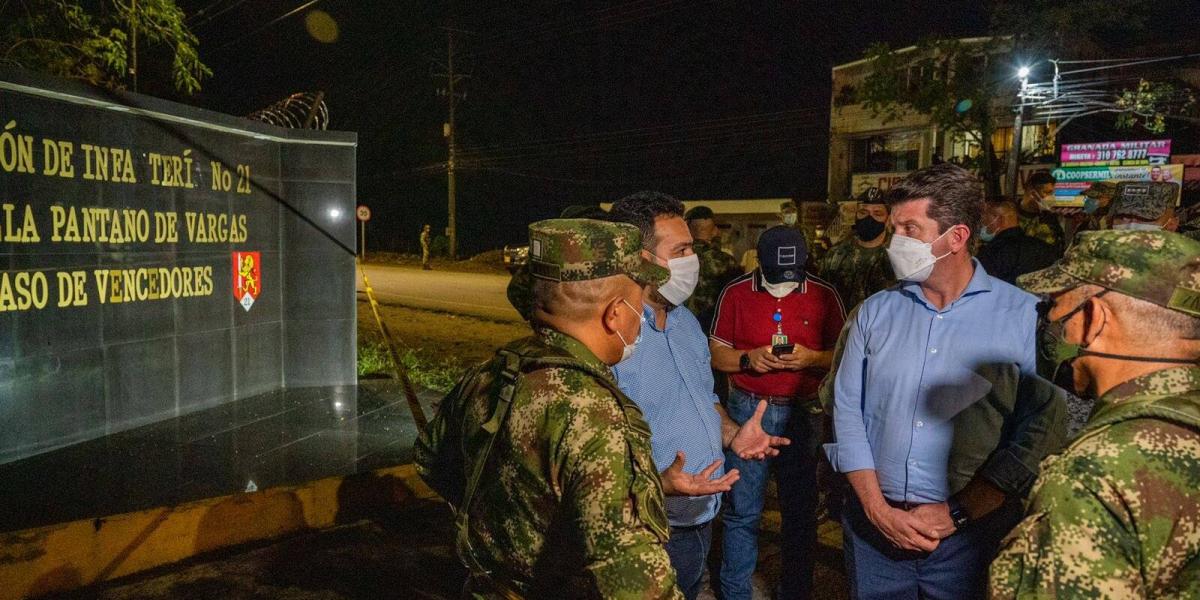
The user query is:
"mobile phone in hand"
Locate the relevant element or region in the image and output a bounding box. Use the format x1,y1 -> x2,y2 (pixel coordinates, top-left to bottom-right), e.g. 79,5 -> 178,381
771,343 -> 795,357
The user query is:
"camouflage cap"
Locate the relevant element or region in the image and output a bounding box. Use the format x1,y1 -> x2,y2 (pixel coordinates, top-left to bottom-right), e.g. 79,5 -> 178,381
1083,180 -> 1118,199
1018,230 -> 1200,317
527,218 -> 669,286
1110,181 -> 1180,220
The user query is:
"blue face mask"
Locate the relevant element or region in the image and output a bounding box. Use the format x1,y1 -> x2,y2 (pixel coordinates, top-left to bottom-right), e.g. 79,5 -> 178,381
979,216 -> 1000,242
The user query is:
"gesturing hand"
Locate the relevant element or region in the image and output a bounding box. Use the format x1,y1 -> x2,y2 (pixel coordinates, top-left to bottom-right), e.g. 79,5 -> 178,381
660,452 -> 740,497
730,400 -> 791,460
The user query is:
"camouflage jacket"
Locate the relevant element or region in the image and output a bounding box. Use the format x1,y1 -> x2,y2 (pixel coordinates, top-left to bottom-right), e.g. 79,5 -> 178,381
415,328 -> 682,600
1181,213 -> 1200,242
1018,210 -> 1066,254
816,239 -> 893,310
991,366 -> 1200,599
684,239 -> 739,331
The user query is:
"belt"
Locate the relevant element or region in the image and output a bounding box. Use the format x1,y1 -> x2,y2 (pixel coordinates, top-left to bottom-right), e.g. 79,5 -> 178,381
885,498 -> 932,511
736,389 -> 818,407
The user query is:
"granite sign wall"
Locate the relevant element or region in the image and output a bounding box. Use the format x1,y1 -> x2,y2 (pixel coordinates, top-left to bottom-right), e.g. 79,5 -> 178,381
0,69 -> 358,464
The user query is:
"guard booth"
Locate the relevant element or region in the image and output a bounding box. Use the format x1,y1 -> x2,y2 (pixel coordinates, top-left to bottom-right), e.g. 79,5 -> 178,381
0,69 -> 428,599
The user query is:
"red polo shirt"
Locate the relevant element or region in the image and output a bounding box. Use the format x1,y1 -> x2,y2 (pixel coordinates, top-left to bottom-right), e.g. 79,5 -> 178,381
710,270 -> 845,398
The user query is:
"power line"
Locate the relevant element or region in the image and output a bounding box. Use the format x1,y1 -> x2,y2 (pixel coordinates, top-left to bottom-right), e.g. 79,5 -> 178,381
460,132 -> 825,173
467,139 -> 823,188
470,0 -> 717,61
459,120 -> 825,166
481,0 -> 690,46
458,107 -> 826,154
1056,51 -> 1200,76
190,0 -> 251,28
213,0 -> 328,51
455,111 -> 828,164
188,0 -> 236,22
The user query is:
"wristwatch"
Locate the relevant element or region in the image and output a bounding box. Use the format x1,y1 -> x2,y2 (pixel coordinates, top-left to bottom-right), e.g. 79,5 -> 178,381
739,352 -> 751,371
947,496 -> 971,529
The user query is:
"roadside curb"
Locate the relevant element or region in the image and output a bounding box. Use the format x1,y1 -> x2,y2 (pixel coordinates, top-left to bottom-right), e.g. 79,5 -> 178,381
0,464 -> 437,599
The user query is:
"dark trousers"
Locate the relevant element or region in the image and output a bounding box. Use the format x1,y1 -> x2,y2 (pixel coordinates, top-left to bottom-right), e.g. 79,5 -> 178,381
665,520 -> 713,600
841,495 -> 1023,600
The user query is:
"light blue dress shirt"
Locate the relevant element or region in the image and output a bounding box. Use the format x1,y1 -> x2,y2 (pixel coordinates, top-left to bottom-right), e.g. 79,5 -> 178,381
824,260 -> 1038,504
614,304 -> 724,527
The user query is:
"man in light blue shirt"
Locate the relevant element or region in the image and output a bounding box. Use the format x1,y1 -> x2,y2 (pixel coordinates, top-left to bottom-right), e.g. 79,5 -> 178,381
825,165 -> 1062,599
610,192 -> 788,600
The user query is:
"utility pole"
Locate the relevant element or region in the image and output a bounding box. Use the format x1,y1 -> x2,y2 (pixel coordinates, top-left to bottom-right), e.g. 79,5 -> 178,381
435,28 -> 469,260
1006,106 -> 1023,197
1007,69 -> 1031,197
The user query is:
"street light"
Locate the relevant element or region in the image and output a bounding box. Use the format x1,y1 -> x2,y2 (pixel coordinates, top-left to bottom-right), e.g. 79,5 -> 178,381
1017,66 -> 1031,79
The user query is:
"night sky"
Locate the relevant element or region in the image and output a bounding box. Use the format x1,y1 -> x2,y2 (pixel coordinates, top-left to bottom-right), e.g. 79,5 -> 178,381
173,1 -> 995,255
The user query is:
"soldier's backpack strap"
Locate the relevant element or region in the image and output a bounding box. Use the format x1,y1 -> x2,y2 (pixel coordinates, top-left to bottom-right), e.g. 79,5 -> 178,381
455,348 -> 585,594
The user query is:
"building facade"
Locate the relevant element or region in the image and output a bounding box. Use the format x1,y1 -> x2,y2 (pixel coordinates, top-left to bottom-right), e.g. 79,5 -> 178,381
828,37 -> 1055,203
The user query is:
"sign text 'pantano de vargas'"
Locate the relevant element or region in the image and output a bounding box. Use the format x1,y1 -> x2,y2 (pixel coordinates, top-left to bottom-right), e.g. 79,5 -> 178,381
0,69 -> 358,464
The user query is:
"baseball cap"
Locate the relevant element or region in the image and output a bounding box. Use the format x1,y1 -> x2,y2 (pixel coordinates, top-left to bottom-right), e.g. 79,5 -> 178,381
528,218 -> 668,286
780,200 -> 798,212
756,225 -> 808,284
684,205 -> 715,222
1018,230 -> 1200,317
1110,181 -> 1180,221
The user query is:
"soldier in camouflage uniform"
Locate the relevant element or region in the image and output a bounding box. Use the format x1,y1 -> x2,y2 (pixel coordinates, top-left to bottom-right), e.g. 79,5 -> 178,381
816,187 -> 894,310
1017,172 -> 1066,253
991,230 -> 1200,599
416,218 -> 684,599
682,205 -> 739,333
1109,181 -> 1182,231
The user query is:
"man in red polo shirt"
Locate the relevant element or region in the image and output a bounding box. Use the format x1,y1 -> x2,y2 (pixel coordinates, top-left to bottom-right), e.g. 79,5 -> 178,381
710,225 -> 845,600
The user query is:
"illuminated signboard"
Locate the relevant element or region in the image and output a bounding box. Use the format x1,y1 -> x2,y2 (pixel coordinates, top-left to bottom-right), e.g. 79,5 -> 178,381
0,69 -> 357,464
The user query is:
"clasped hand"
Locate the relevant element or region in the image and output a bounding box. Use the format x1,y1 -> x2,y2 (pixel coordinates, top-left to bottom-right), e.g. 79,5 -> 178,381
867,502 -> 956,553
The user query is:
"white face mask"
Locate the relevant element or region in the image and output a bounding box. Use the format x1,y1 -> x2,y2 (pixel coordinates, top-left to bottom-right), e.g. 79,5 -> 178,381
1030,189 -> 1055,211
616,299 -> 643,362
652,253 -> 700,306
1113,222 -> 1162,231
886,228 -> 953,282
782,213 -> 798,226
761,279 -> 799,298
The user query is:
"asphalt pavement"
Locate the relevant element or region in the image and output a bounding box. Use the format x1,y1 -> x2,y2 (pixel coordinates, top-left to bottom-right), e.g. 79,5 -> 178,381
356,264 -> 522,322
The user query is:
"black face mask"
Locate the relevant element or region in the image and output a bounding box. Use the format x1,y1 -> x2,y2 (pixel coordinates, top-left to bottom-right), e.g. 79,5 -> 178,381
852,215 -> 886,242
1039,291 -> 1197,398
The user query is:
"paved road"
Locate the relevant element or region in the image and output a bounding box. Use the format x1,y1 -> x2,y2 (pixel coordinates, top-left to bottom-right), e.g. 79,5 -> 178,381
356,264 -> 522,322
